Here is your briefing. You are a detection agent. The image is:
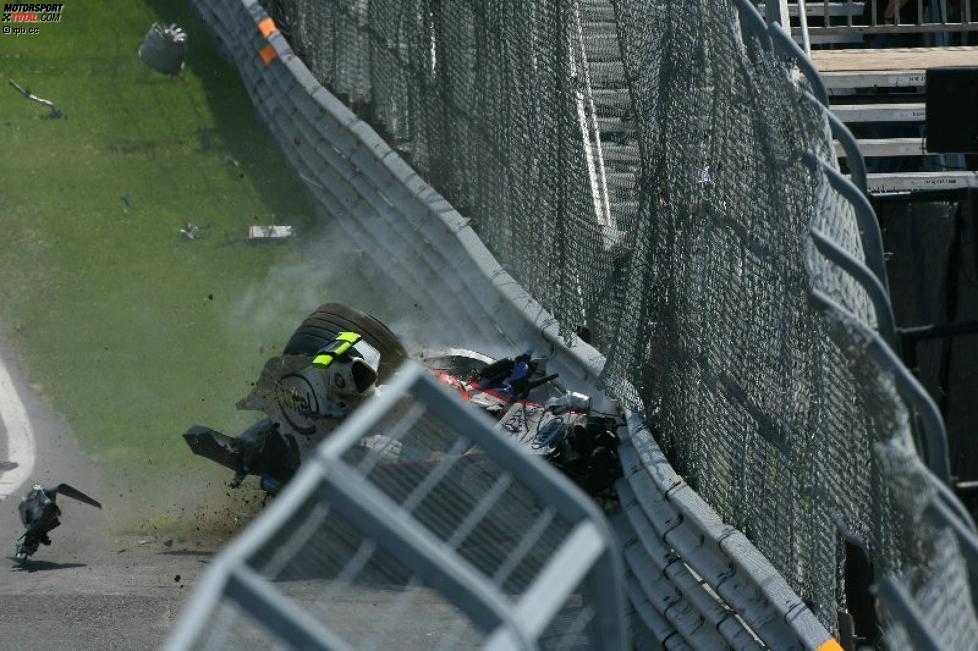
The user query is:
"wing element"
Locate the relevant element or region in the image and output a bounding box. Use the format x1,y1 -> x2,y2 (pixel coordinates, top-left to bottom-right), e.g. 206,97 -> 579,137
183,425 -> 244,472
53,484 -> 102,509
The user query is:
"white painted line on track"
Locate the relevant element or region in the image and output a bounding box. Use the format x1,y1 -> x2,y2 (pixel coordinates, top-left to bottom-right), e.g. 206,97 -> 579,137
0,353 -> 36,501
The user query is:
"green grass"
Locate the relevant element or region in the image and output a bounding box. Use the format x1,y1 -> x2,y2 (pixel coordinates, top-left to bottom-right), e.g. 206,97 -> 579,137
0,1 -> 328,494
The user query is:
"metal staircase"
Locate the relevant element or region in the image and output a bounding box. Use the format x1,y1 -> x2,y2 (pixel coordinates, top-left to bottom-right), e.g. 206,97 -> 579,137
579,1 -> 977,202
578,0 -> 640,222
763,0 -> 978,195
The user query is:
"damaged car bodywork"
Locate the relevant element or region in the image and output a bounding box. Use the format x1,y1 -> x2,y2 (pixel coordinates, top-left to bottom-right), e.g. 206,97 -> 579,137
184,304 -> 622,499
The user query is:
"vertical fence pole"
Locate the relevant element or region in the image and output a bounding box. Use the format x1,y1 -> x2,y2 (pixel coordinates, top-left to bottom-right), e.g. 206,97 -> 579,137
766,0 -> 791,27
798,0 -> 813,54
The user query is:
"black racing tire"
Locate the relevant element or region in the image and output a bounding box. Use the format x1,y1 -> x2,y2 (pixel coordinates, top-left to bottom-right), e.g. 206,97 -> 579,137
282,303 -> 407,383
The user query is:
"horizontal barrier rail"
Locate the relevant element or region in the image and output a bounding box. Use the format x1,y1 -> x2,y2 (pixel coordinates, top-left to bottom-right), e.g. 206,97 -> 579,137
760,0 -> 978,35
616,414 -> 835,650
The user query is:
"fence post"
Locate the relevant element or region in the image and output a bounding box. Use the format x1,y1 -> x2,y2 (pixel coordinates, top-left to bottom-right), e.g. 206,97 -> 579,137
766,0 -> 791,27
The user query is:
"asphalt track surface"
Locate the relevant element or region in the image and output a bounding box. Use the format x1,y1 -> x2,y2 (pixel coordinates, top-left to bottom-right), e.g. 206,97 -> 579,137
0,327 -> 499,649
0,330 -> 457,650
0,330 -> 216,650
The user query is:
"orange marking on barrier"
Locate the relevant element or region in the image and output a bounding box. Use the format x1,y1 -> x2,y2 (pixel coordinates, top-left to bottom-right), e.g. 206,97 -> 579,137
816,640 -> 844,651
257,17 -> 278,37
259,44 -> 278,65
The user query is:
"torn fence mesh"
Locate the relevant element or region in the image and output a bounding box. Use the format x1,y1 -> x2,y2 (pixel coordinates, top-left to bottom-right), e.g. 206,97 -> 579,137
253,0 -> 977,641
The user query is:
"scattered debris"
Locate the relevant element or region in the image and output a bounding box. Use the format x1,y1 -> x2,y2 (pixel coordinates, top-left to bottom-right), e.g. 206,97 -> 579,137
15,484 -> 102,562
179,223 -> 201,240
138,23 -> 188,76
226,157 -> 245,179
697,164 -> 714,188
247,225 -> 294,241
8,80 -> 64,119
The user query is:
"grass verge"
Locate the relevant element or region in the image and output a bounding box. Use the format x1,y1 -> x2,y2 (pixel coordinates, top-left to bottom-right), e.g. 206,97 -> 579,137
0,0 -> 329,514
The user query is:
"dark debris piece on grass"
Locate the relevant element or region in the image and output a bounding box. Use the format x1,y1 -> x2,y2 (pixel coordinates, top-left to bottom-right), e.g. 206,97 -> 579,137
8,80 -> 65,119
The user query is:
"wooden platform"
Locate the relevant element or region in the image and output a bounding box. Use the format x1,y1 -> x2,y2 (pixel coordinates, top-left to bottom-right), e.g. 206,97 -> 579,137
812,46 -> 978,72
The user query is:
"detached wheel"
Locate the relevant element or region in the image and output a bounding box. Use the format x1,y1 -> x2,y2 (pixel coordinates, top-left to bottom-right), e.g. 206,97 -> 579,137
283,303 -> 407,382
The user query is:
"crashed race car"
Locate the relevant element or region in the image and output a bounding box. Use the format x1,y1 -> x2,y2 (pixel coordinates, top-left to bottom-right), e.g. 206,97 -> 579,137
184,304 -> 621,499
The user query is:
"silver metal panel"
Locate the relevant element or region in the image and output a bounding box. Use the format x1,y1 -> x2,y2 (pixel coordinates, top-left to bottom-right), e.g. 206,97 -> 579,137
833,137 -> 928,157
823,71 -> 927,89
830,103 -> 926,123
867,171 -> 978,193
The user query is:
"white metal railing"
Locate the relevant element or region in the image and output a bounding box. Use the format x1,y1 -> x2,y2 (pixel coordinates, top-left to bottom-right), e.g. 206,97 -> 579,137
798,0 -> 813,52
168,363 -> 627,650
761,0 -> 978,37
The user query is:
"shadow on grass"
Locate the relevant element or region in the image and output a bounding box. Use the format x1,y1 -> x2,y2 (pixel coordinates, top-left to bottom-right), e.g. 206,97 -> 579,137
142,0 -> 317,231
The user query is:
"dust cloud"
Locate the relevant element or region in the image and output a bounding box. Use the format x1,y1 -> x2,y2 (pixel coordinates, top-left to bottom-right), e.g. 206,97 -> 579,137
146,212 -> 525,541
